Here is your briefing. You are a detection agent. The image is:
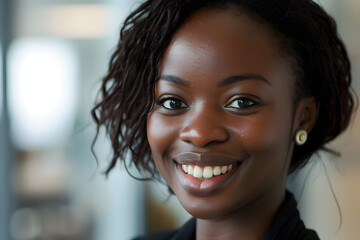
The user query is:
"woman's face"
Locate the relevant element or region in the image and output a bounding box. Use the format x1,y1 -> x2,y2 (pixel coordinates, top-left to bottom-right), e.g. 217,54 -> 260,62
147,7 -> 301,219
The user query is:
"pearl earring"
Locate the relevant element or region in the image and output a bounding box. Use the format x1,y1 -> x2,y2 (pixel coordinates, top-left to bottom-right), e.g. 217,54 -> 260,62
295,130 -> 307,146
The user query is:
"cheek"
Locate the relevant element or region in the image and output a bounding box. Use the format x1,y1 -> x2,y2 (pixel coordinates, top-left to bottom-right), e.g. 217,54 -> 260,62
146,113 -> 180,170
227,109 -> 294,189
231,106 -> 293,155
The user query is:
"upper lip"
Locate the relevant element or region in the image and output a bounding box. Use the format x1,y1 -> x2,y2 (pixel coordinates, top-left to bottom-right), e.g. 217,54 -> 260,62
173,152 -> 242,166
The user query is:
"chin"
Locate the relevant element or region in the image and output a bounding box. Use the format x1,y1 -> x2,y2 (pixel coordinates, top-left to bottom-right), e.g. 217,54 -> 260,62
174,187 -> 245,220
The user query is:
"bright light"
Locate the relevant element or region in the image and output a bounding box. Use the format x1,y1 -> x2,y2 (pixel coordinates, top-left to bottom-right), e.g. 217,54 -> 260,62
7,38 -> 78,150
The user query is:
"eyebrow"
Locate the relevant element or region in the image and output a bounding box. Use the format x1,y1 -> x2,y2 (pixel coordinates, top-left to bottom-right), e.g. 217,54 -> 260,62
218,74 -> 272,87
159,74 -> 190,87
159,73 -> 271,87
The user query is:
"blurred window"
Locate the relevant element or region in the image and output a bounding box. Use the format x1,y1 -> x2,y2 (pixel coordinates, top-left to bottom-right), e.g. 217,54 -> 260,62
7,39 -> 78,150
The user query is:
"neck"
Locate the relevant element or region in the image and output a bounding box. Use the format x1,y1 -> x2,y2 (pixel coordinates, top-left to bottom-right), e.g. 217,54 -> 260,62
196,189 -> 286,240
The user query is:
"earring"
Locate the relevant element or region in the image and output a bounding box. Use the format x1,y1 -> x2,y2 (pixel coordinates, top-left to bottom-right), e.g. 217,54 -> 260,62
295,130 -> 307,146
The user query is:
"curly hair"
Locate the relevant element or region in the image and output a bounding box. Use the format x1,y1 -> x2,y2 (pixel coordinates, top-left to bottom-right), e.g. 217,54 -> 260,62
92,0 -> 357,178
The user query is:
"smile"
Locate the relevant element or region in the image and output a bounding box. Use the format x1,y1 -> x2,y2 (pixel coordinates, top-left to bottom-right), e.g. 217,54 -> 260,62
173,152 -> 243,195
181,164 -> 234,180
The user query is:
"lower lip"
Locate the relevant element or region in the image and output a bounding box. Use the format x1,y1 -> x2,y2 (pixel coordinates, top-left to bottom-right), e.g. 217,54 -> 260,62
175,163 -> 240,196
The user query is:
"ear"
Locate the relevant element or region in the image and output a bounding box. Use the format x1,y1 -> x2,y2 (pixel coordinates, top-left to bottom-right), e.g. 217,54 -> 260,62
292,97 -> 319,135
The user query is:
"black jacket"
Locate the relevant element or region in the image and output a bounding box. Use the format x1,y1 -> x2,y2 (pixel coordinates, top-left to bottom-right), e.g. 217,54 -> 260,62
135,191 -> 320,240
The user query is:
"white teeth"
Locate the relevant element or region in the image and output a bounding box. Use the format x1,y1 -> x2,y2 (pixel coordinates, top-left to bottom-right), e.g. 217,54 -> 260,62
193,166 -> 203,178
213,166 -> 221,176
203,166 -> 213,179
181,164 -> 234,180
188,165 -> 194,175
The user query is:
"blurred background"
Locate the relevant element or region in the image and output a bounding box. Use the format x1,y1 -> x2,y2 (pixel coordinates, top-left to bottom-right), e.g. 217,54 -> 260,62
0,0 -> 359,239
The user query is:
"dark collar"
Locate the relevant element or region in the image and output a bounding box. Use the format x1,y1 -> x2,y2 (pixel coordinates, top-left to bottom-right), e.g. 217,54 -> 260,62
169,218 -> 196,240
260,191 -> 320,240
170,191 -> 319,240
137,190 -> 319,240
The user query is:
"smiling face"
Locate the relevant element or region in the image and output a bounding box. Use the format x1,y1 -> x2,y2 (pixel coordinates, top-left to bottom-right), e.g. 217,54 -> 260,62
147,7 -> 301,219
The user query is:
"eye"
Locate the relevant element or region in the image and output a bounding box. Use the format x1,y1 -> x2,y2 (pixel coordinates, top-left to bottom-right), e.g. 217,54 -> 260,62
226,97 -> 259,109
160,98 -> 188,110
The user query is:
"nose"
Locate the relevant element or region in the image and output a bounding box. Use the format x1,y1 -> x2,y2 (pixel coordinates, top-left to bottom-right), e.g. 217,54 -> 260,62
179,107 -> 229,147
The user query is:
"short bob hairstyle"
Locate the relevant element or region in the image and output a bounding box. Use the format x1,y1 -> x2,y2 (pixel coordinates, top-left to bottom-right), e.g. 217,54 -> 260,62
92,0 -> 357,178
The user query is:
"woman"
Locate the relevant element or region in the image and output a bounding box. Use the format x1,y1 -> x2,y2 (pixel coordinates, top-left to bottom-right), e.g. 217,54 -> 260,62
92,0 -> 356,239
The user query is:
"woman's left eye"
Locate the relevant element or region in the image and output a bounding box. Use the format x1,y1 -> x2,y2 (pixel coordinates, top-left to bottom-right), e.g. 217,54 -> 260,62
226,97 -> 259,109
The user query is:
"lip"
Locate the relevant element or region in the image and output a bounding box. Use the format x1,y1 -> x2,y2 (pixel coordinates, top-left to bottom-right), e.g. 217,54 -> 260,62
173,152 -> 241,166
173,152 -> 243,196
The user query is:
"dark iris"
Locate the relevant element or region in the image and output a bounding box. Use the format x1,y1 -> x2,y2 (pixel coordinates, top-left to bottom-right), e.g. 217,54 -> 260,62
237,99 -> 253,108
169,99 -> 182,109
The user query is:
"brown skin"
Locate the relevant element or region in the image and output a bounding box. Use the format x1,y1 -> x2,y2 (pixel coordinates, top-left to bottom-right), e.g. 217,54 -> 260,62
147,7 -> 318,240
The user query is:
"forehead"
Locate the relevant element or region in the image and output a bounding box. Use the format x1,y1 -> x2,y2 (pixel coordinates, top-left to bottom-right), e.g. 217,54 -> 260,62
177,6 -> 276,49
160,7 -> 292,86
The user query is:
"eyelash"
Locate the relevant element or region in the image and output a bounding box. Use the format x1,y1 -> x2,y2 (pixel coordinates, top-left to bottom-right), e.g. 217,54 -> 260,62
157,96 -> 261,112
225,97 -> 260,110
